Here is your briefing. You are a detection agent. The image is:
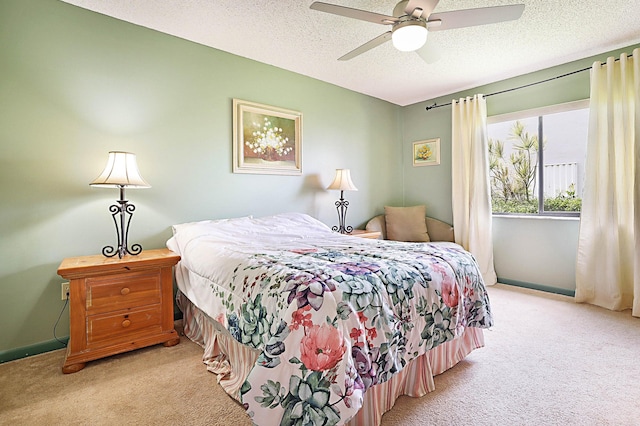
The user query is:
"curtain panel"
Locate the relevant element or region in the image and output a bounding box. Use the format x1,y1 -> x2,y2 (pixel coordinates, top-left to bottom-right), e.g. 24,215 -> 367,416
576,48 -> 640,317
451,95 -> 497,286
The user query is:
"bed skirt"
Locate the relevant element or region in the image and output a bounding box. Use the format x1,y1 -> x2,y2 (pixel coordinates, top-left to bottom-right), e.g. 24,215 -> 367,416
177,291 -> 485,425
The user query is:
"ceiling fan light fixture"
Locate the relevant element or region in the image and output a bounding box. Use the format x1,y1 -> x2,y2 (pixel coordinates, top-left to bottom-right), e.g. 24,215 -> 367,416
391,20 -> 428,52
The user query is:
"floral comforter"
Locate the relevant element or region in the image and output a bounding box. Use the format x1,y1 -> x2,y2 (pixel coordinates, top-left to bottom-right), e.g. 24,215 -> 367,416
167,213 -> 493,426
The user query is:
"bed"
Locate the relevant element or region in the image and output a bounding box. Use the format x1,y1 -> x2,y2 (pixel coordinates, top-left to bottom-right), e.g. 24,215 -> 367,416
166,212 -> 493,425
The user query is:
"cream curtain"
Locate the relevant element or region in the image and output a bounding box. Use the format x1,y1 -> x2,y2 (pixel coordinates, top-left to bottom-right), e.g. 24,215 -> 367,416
451,95 -> 497,285
576,48 -> 640,317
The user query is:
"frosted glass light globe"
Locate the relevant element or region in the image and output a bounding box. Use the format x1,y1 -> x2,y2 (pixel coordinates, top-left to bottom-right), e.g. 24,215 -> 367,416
392,21 -> 428,52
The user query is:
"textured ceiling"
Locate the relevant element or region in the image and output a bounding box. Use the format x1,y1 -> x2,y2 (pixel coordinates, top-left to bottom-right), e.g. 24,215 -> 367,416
61,0 -> 640,106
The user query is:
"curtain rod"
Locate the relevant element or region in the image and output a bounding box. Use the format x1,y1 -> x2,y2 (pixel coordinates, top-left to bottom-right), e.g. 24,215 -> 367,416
424,53 -> 633,111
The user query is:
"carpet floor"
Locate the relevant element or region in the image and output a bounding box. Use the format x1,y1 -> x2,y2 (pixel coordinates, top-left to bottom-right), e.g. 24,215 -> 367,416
1,284 -> 638,425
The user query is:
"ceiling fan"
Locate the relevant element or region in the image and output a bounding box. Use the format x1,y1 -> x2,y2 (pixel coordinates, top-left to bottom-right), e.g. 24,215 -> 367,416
310,0 -> 525,62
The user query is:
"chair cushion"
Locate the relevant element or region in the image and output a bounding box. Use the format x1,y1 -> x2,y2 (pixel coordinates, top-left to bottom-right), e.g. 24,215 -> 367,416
384,205 -> 431,242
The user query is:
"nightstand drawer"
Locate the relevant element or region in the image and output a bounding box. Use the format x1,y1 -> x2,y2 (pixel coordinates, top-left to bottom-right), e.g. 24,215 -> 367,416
86,270 -> 161,314
87,305 -> 162,348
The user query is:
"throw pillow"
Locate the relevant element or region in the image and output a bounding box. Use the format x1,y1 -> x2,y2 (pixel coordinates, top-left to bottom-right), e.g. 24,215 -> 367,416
384,205 -> 431,242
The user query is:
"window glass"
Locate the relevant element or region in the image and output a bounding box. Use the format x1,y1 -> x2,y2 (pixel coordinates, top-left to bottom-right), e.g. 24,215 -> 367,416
488,102 -> 588,216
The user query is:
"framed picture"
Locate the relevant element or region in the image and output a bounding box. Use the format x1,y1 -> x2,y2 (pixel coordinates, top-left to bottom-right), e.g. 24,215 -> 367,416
233,99 -> 302,175
412,138 -> 440,167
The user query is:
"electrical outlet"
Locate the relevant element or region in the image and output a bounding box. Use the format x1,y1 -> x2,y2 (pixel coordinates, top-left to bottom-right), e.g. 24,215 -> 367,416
61,282 -> 70,300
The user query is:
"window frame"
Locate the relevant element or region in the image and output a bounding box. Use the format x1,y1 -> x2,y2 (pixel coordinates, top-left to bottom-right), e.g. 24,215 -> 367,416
487,99 -> 589,218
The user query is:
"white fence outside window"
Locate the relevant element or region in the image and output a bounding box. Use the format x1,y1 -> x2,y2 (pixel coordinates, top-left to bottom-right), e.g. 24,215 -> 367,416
540,162 -> 578,197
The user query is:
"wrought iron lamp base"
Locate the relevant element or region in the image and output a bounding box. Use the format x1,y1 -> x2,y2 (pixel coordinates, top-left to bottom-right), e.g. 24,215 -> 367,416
102,186 -> 143,258
332,190 -> 353,234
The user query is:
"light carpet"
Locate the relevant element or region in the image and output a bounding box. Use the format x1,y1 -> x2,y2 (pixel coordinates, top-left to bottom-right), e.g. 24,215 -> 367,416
1,284 -> 638,425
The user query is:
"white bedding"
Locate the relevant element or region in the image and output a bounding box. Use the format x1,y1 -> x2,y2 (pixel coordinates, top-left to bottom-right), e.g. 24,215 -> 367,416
167,212 -> 386,321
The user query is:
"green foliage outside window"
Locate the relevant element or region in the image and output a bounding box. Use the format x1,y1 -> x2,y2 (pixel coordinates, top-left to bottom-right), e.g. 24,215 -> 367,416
543,184 -> 582,212
489,121 -> 581,214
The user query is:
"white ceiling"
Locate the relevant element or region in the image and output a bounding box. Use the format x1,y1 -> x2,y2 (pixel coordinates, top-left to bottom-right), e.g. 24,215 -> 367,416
61,0 -> 640,106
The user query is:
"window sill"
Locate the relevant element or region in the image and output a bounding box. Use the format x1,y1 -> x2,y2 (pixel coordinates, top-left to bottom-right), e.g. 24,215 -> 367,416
492,214 -> 580,221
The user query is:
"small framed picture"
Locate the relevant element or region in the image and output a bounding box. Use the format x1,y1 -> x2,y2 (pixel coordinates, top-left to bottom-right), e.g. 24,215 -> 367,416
232,99 -> 302,175
412,138 -> 440,167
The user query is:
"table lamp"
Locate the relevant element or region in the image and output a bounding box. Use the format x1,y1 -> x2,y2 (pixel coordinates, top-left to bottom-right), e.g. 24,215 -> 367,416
327,169 -> 358,234
90,151 -> 150,258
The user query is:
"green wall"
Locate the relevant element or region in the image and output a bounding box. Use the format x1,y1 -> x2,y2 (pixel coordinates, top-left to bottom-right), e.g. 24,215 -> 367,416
401,43 -> 640,294
0,0 -> 402,358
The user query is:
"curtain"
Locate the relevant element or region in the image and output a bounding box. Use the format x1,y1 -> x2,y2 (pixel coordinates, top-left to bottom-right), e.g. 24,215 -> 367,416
576,48 -> 640,317
451,95 -> 497,286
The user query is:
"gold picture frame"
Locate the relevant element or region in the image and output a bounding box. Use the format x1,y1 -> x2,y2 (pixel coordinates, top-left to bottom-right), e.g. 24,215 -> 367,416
412,138 -> 440,167
232,99 -> 302,175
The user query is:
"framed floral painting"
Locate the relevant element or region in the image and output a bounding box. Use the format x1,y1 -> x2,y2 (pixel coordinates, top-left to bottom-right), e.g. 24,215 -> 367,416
412,138 -> 440,167
232,99 -> 302,175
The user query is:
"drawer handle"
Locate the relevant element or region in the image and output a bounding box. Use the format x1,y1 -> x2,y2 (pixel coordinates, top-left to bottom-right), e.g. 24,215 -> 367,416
120,287 -> 130,296
121,319 -> 131,328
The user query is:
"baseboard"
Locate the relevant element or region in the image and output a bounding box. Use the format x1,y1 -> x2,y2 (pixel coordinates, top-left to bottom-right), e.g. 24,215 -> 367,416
498,278 -> 576,297
0,337 -> 68,364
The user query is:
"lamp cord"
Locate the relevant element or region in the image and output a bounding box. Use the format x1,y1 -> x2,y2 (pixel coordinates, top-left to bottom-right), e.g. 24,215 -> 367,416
53,295 -> 69,347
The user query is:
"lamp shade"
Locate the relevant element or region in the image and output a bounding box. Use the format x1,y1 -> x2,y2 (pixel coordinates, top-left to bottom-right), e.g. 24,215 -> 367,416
90,151 -> 150,188
392,21 -> 428,52
327,169 -> 358,192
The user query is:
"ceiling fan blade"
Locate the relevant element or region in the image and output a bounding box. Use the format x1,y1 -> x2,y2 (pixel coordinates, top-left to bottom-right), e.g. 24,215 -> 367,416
415,41 -> 441,64
404,0 -> 440,19
310,2 -> 397,25
338,32 -> 392,61
428,4 -> 525,32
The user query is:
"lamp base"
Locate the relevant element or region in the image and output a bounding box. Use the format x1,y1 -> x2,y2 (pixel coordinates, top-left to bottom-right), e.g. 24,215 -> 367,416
102,243 -> 143,259
332,191 -> 353,234
331,225 -> 354,234
102,187 -> 143,258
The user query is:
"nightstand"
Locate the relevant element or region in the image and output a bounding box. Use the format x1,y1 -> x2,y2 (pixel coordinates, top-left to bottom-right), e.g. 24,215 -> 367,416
348,229 -> 382,239
57,248 -> 181,374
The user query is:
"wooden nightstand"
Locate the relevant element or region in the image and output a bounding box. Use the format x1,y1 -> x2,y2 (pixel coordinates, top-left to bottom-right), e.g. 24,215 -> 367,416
348,229 -> 382,239
57,248 -> 181,374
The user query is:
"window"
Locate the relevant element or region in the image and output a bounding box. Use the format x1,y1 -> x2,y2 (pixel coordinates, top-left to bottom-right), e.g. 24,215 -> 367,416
487,100 -> 589,216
